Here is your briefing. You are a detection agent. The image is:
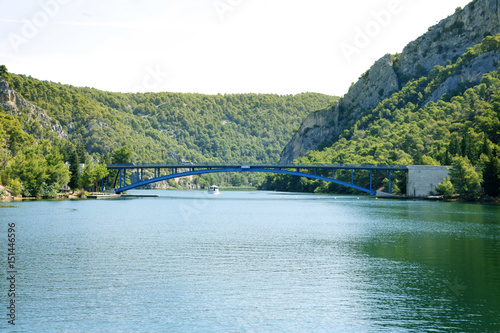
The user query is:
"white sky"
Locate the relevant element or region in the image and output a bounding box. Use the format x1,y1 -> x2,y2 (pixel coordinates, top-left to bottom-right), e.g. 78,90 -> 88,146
0,0 -> 471,97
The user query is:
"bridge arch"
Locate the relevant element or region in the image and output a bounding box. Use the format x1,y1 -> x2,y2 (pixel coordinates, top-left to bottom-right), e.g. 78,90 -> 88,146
111,166 -> 381,195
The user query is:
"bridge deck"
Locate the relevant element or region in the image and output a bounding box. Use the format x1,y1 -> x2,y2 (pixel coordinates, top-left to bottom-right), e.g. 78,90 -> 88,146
107,163 -> 408,171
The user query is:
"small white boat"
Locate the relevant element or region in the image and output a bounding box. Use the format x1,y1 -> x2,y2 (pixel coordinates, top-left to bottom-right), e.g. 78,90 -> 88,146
207,185 -> 220,194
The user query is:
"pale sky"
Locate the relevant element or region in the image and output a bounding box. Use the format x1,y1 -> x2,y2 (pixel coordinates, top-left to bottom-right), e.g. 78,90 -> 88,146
0,0 -> 471,97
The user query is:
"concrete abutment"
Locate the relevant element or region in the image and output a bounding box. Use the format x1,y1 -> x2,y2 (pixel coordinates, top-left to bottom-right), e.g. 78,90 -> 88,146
407,165 -> 450,198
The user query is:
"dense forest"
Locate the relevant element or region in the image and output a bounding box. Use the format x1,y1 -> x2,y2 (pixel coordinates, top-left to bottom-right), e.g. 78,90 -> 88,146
0,65 -> 335,196
0,106 -> 68,197
262,35 -> 500,200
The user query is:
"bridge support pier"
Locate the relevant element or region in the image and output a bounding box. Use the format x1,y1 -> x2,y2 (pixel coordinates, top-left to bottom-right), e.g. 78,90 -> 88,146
389,170 -> 392,194
370,170 -> 373,191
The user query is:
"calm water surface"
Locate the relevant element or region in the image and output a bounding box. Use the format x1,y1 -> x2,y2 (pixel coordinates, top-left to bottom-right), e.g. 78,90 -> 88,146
1,190 -> 499,332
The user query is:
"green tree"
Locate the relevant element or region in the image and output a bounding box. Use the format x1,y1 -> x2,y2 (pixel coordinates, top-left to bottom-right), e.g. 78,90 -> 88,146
6,140 -> 69,197
43,140 -> 70,188
482,149 -> 500,197
82,161 -> 109,191
8,178 -> 22,196
436,177 -> 455,197
68,145 -> 82,189
449,156 -> 482,200
0,65 -> 7,77
112,146 -> 134,164
0,124 -> 10,181
7,145 -> 49,195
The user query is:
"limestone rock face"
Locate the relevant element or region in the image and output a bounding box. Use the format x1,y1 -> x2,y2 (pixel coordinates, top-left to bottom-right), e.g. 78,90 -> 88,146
280,103 -> 340,163
398,0 -> 500,78
280,0 -> 500,163
425,50 -> 500,104
280,54 -> 399,163
0,77 -> 67,139
341,54 -> 400,124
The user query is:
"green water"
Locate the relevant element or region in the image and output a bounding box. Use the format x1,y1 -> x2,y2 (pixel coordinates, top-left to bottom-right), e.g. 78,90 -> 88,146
1,190 -> 499,332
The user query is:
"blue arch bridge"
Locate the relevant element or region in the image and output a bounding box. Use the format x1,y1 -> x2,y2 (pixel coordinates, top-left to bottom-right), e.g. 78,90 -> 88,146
103,163 -> 412,196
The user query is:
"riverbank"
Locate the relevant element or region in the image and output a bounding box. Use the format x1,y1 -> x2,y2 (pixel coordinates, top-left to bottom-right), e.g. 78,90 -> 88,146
1,185 -> 498,203
87,193 -> 160,199
0,191 -> 161,202
1,193 -> 81,202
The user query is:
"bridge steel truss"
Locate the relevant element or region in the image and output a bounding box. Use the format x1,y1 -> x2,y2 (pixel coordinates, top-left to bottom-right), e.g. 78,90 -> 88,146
105,163 -> 408,195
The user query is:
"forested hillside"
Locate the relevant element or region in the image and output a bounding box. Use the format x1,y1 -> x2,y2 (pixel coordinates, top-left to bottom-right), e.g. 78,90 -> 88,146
0,106 -> 70,197
263,35 -> 500,199
0,66 -> 335,194
281,0 -> 500,164
2,73 -> 334,163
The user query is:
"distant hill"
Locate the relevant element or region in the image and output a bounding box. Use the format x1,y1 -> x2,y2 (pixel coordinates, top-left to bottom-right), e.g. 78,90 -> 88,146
0,68 -> 336,189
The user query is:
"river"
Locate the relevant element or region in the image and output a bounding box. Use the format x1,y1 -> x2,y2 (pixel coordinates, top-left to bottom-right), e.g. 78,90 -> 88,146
1,190 -> 499,332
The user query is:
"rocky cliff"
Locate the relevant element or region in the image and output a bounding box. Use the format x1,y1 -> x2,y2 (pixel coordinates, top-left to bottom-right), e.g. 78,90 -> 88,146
0,77 -> 66,139
280,0 -> 500,163
280,104 -> 340,162
397,0 -> 500,78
